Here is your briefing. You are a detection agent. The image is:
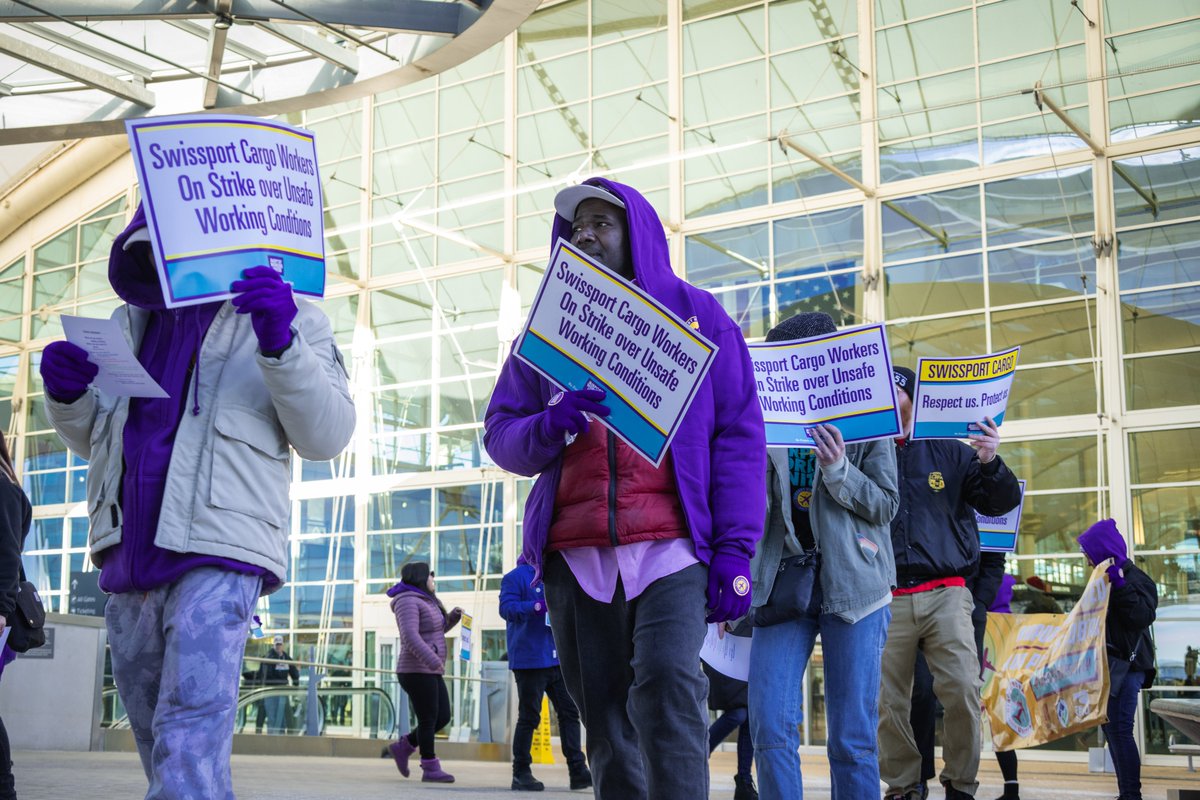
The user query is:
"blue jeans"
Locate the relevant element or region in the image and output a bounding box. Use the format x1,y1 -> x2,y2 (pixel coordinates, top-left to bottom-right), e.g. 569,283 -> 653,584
748,602 -> 891,800
1103,670 -> 1145,800
709,707 -> 753,779
264,695 -> 288,734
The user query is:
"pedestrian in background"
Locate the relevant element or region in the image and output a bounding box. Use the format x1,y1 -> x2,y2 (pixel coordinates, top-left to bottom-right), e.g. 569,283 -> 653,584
255,635 -> 299,734
0,434 -> 31,800
704,622 -> 757,800
387,562 -> 462,784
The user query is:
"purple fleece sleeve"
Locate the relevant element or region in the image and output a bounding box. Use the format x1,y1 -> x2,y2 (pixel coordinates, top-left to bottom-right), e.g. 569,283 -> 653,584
706,321 -> 767,560
483,350 -> 563,477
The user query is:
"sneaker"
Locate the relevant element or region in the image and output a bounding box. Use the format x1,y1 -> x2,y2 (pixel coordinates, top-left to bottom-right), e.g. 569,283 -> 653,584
511,771 -> 545,791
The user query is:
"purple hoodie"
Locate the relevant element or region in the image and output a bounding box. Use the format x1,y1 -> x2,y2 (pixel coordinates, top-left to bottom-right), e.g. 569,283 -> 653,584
97,205 -> 268,594
989,573 -> 1017,614
1077,518 -> 1128,568
483,178 -> 766,575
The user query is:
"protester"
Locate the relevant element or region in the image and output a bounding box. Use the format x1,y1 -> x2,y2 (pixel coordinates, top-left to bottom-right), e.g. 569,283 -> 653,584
0,434 -> 30,800
704,622 -> 757,800
1078,519 -> 1157,800
878,366 -> 1021,800
1022,576 -> 1063,614
988,574 -> 1021,800
387,562 -> 463,784
499,556 -> 591,791
41,204 -> 355,798
747,312 -> 898,800
484,178 -> 765,800
256,635 -> 300,734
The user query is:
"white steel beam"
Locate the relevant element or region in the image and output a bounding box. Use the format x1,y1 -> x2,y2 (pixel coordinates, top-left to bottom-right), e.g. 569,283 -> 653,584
255,20 -> 358,73
0,29 -> 153,106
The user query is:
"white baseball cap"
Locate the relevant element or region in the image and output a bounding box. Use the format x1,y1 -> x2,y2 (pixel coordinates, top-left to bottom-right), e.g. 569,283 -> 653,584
122,226 -> 151,250
553,184 -> 625,222
272,634 -> 284,644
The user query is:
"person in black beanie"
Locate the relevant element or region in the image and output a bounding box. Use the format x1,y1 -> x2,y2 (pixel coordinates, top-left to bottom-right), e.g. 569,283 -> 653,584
879,367 -> 1021,800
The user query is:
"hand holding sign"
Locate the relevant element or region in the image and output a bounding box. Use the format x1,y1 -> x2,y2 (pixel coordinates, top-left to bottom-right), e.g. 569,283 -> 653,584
967,416 -> 1001,464
811,423 -> 846,467
541,388 -> 611,441
231,266 -> 297,353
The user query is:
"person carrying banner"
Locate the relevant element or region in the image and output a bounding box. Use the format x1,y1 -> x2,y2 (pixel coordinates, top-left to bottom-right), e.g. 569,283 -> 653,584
483,178 -> 765,800
878,367 -> 1021,800
499,555 -> 591,791
747,312 -> 898,800
1077,519 -> 1157,800
39,204 -> 355,799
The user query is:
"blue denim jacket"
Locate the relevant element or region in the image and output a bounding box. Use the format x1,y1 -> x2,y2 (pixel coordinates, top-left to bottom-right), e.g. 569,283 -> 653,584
750,441 -> 899,620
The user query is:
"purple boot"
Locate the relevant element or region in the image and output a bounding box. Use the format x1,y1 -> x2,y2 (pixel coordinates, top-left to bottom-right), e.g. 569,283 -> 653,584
420,758 -> 455,783
388,736 -> 416,777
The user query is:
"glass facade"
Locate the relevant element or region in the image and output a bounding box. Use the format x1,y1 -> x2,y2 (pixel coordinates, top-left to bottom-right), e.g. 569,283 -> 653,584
5,0 -> 1199,756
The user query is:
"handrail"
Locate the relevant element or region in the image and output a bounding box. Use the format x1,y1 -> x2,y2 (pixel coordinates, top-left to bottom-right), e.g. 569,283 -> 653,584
245,655 -> 496,683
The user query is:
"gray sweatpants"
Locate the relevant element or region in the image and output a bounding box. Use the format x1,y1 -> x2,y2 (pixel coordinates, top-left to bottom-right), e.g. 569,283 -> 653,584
106,567 -> 262,800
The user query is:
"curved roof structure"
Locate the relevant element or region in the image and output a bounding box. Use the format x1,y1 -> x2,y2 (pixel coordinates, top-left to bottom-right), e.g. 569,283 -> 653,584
0,0 -> 538,145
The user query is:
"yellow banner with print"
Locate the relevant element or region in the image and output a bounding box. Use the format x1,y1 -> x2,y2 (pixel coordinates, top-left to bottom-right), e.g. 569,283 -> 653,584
982,562 -> 1111,750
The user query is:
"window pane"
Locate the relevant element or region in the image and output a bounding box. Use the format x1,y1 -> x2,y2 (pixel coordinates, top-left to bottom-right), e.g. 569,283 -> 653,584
1017,491 -> 1102,554
984,168 -> 1094,246
885,254 -> 984,318
882,187 -> 982,263
685,224 -> 768,289
1113,147 -> 1200,228
1007,363 -> 1101,419
369,489 -> 432,530
1117,222 -> 1200,293
991,302 -> 1096,364
776,274 -> 862,329
368,532 -> 432,581
775,207 -> 864,280
1004,436 -> 1100,492
888,315 -> 986,363
1125,352 -> 1200,410
989,239 -> 1093,305
1130,428 -> 1200,486
1121,287 -> 1200,355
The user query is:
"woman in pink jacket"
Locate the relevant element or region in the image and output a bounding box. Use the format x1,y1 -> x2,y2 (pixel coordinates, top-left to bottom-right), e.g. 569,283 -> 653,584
386,562 -> 462,783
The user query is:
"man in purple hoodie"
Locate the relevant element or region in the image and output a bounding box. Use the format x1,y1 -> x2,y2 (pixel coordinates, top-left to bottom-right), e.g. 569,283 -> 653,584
484,179 -> 765,799
40,205 -> 355,799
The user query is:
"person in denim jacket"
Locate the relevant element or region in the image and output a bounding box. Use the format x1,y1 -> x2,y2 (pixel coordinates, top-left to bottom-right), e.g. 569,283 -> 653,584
746,311 -> 899,800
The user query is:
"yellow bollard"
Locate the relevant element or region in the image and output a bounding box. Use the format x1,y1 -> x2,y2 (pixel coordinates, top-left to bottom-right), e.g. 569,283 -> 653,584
531,695 -> 555,765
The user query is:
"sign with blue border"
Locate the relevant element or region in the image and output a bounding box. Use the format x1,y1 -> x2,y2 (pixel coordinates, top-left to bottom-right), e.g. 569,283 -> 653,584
748,323 -> 902,447
977,479 -> 1026,553
514,238 -> 718,467
911,348 -> 1020,440
126,114 -> 325,308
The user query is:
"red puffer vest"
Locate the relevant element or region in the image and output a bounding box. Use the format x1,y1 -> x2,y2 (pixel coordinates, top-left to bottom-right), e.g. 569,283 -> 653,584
547,422 -> 688,551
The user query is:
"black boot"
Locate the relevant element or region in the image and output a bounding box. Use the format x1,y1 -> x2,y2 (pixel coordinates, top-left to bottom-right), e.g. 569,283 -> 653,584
944,783 -> 976,800
994,782 -> 1020,800
568,762 -> 593,790
734,773 -> 759,800
511,769 -> 544,792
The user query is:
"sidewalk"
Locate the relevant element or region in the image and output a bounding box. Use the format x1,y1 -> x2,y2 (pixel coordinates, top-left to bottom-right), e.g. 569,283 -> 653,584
14,749 -> 1198,799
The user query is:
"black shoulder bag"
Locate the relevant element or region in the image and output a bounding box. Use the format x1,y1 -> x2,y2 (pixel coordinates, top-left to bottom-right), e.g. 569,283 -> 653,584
7,566 -> 47,653
750,550 -> 820,627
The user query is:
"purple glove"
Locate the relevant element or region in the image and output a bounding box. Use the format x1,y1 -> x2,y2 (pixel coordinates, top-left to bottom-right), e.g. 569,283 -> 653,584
532,600 -> 547,615
1107,563 -> 1126,589
706,551 -> 752,623
540,389 -> 610,440
230,266 -> 297,353
40,341 -> 99,403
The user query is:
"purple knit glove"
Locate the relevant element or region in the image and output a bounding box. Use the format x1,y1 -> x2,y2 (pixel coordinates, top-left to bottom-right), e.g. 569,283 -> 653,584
1107,563 -> 1126,589
540,389 -> 610,440
40,341 -> 99,403
532,600 -> 547,615
230,266 -> 297,353
706,551 -> 752,623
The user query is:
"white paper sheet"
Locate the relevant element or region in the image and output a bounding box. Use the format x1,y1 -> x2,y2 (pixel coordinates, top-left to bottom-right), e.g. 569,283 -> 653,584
699,622 -> 752,682
61,315 -> 168,398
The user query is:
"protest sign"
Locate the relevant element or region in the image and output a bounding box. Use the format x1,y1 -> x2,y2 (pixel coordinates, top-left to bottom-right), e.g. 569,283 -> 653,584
747,323 -> 901,447
126,114 -> 325,308
977,479 -> 1026,553
911,348 -> 1020,440
459,613 -> 473,661
514,238 -> 718,466
982,562 -> 1111,750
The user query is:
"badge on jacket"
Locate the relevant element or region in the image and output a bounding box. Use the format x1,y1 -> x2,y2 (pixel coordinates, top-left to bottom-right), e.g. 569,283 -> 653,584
928,471 -> 945,491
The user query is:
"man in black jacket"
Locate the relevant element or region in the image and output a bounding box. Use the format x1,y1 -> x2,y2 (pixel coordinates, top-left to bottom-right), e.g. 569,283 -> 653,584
879,367 -> 1022,800
256,635 -> 299,734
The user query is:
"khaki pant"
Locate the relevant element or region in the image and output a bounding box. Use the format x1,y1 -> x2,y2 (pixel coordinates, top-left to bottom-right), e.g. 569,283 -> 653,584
878,585 -> 982,796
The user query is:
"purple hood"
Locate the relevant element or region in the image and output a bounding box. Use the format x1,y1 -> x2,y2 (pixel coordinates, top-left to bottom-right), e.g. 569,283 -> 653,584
387,581 -> 426,598
483,178 -> 766,576
110,203 -> 167,310
990,573 -> 1017,614
1077,518 -> 1128,567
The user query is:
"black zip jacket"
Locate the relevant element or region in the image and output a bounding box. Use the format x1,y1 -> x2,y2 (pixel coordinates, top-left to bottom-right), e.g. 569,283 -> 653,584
0,478 -> 32,619
892,438 -> 1021,588
1106,560 -> 1158,687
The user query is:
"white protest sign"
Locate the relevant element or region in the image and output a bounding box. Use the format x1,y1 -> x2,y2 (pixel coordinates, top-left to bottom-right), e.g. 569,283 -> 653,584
61,315 -> 168,398
911,348 -> 1020,440
513,238 -> 718,466
126,114 -> 325,308
748,323 -> 901,447
977,479 -> 1026,553
700,623 -> 752,682
459,613 -> 473,661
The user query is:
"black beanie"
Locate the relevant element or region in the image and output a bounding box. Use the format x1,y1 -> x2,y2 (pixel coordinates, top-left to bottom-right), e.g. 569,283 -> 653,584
765,312 -> 837,343
893,366 -> 915,400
